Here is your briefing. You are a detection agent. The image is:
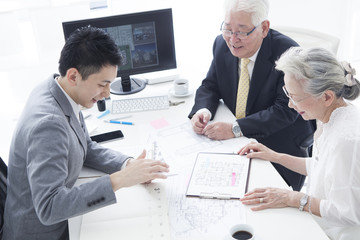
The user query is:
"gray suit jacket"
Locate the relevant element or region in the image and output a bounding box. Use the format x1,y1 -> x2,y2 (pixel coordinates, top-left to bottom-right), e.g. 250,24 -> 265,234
3,75 -> 130,239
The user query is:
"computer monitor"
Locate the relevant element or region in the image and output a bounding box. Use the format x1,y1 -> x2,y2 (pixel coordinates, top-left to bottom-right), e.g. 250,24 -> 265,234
62,8 -> 177,95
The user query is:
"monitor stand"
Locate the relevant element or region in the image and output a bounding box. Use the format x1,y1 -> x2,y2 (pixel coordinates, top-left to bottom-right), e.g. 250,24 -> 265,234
110,76 -> 146,95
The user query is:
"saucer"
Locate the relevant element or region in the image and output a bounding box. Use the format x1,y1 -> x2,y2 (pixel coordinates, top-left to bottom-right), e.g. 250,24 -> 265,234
169,87 -> 194,97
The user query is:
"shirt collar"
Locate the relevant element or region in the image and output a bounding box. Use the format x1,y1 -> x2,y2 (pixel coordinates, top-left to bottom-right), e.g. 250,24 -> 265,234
249,47 -> 260,63
238,47 -> 260,65
54,76 -> 81,121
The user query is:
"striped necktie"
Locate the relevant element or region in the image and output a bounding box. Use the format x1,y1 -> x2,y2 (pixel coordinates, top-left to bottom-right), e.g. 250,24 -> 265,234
235,58 -> 250,119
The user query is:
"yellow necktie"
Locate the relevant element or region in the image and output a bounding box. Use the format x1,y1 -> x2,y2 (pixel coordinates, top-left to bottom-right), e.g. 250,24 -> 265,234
235,58 -> 250,119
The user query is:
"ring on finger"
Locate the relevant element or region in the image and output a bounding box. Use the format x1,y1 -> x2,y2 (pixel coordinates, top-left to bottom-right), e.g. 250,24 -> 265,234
259,197 -> 264,203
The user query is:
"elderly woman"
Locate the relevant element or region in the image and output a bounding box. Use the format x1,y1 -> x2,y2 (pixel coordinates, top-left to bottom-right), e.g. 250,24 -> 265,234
239,47 -> 360,240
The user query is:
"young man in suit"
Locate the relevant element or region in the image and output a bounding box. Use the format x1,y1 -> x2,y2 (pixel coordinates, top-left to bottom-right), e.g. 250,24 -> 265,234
3,26 -> 169,240
189,0 -> 316,191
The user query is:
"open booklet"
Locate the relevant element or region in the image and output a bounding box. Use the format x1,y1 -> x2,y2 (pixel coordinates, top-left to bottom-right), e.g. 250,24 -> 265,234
186,152 -> 251,200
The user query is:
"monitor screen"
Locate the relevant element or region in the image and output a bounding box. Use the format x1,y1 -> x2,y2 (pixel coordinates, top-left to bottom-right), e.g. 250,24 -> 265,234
62,8 -> 177,95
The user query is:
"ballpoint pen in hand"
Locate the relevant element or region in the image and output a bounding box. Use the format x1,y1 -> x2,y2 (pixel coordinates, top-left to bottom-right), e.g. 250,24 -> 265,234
104,120 -> 134,125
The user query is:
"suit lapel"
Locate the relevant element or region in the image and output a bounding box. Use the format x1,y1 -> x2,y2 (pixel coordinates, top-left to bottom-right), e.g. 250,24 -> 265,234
48,76 -> 87,155
224,51 -> 239,112
224,51 -> 238,76
68,114 -> 87,154
246,33 -> 273,111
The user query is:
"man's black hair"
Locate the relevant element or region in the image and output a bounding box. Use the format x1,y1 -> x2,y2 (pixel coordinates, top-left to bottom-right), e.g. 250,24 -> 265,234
58,26 -> 121,79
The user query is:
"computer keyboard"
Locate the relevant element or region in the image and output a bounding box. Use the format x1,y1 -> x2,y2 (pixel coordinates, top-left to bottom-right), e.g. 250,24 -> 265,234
111,95 -> 170,114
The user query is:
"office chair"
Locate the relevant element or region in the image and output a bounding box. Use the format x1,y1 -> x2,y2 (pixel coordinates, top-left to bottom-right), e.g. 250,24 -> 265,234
274,26 -> 340,55
0,157 -> 7,239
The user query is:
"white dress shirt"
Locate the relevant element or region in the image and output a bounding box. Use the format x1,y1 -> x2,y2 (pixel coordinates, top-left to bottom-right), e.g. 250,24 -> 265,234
196,48 -> 260,121
55,76 -> 81,122
306,104 -> 360,240
54,76 -> 132,168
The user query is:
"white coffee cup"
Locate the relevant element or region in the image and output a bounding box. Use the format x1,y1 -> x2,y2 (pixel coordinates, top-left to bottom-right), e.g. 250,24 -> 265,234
173,78 -> 189,95
225,224 -> 255,240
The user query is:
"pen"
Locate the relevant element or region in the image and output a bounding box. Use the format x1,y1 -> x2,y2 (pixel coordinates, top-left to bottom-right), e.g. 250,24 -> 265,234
104,120 -> 134,125
110,115 -> 132,121
83,113 -> 92,120
97,109 -> 110,119
165,173 -> 178,177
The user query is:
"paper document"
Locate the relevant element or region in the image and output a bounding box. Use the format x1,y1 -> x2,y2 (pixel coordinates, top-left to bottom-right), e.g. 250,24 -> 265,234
80,182 -> 170,240
186,152 -> 251,199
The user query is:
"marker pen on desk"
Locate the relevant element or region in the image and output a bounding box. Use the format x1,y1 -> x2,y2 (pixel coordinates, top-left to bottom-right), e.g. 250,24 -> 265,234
83,113 -> 92,120
111,115 -> 132,121
104,120 -> 134,125
97,109 -> 110,119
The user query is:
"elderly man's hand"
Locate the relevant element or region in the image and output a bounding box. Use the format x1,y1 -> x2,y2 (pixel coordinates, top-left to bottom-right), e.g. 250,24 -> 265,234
191,112 -> 211,134
203,122 -> 234,140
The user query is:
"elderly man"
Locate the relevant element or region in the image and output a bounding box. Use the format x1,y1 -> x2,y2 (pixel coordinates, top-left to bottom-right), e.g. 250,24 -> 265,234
188,0 -> 315,191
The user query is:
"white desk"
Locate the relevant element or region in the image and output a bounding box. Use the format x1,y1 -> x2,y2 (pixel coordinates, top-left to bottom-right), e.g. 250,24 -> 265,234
69,81 -> 329,240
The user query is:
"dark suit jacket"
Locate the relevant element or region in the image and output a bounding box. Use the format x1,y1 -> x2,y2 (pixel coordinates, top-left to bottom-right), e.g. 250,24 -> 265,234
189,29 -> 316,191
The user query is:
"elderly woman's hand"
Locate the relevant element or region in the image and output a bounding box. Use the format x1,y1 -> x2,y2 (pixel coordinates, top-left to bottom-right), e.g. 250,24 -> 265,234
240,187 -> 294,211
238,142 -> 279,163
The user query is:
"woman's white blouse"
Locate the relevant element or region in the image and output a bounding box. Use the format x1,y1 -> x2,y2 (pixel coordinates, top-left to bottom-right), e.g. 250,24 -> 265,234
306,104 -> 360,239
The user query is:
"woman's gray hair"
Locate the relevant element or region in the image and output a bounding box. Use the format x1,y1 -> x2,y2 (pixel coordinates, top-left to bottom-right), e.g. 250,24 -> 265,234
275,47 -> 360,101
223,0 -> 269,26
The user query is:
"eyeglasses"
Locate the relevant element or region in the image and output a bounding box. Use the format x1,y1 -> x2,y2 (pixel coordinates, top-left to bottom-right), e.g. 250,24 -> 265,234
220,22 -> 258,40
282,85 -> 311,106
